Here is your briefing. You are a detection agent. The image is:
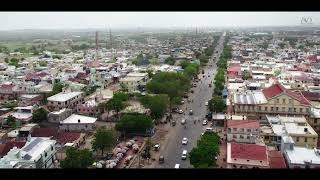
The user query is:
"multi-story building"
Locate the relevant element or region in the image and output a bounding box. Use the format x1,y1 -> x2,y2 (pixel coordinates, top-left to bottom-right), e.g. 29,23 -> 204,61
47,91 -> 83,112
261,115 -> 318,150
76,99 -> 98,117
59,114 -> 97,132
0,137 -> 57,168
281,135 -> 320,168
48,108 -> 72,123
233,82 -> 311,120
226,120 -> 260,143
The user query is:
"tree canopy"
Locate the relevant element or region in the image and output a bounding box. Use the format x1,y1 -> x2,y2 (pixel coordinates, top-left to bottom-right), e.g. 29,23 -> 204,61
208,96 -> 226,113
115,113 -> 153,134
164,56 -> 175,65
32,108 -> 48,123
60,147 -> 94,168
6,115 -> 18,128
189,132 -> 220,168
92,126 -> 116,156
139,94 -> 169,119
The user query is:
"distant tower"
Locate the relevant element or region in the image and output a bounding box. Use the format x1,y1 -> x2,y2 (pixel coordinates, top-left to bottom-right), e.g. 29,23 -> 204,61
95,31 -> 99,61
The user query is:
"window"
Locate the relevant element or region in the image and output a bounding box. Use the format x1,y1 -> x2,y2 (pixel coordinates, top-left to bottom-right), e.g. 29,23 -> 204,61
240,135 -> 244,139
233,135 -> 237,139
305,138 -> 307,142
297,137 -> 299,142
247,136 -> 250,139
271,107 -> 273,111
289,99 -> 292,104
282,99 -> 285,104
234,159 -> 237,161
265,136 -> 269,140
233,128 -> 237,131
240,128 -> 244,132
265,107 -> 268,111
276,99 -> 279,103
276,107 -> 279,111
288,108 -> 292,112
293,108 -> 296,112
282,107 -> 285,112
258,106 -> 261,111
45,152 -> 47,157
315,119 -> 318,124
58,102 -> 61,105
260,161 -> 263,163
247,160 -> 250,162
247,129 -> 251,132
228,128 -> 231,132
85,124 -> 88,129
300,108 -> 303,113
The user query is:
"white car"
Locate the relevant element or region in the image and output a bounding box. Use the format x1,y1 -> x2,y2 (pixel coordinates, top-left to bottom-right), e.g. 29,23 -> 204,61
178,109 -> 183,114
175,164 -> 180,169
181,150 -> 187,160
202,120 -> 208,125
205,101 -> 209,106
182,137 -> 188,145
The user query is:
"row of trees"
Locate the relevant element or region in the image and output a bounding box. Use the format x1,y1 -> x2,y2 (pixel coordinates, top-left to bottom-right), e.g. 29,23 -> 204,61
189,132 -> 220,168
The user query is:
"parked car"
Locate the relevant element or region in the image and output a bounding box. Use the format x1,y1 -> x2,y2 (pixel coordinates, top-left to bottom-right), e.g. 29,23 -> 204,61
202,120 -> 208,125
205,101 -> 209,106
175,164 -> 180,169
189,110 -> 193,115
178,109 -> 183,114
181,119 -> 186,124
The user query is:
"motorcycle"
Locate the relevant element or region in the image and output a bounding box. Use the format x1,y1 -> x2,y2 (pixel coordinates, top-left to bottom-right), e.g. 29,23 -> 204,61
184,126 -> 187,129
194,120 -> 196,124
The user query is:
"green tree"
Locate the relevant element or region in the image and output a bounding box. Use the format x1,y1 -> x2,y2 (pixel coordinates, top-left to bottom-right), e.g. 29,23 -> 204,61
139,94 -> 169,120
8,58 -> 20,67
6,115 -> 17,128
164,56 -> 175,65
60,147 -> 94,168
106,97 -> 125,117
115,113 -> 153,134
92,127 -> 116,156
242,70 -> 251,80
189,132 -> 220,168
120,82 -> 129,92
113,92 -> 129,102
194,51 -> 202,59
149,58 -> 159,65
39,61 -> 47,67
209,96 -> 226,113
48,82 -> 64,97
32,108 -> 48,123
2,100 -> 18,110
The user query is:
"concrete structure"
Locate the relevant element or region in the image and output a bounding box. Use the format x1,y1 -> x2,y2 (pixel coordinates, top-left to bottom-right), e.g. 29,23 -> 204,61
59,114 -> 97,132
18,94 -> 42,106
47,91 -> 83,111
281,135 -> 320,168
226,120 -> 260,143
48,108 -> 72,123
119,76 -> 146,93
0,137 -> 57,168
261,115 -> 318,150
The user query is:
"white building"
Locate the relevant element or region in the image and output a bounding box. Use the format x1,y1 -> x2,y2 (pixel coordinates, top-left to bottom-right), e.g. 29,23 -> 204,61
48,108 -> 72,123
119,76 -> 145,93
281,135 -> 320,168
47,91 -> 83,111
59,114 -> 97,132
0,137 -> 57,168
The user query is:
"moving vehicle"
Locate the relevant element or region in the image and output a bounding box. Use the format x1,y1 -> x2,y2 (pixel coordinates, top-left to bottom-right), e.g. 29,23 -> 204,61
182,137 -> 188,145
181,119 -> 186,124
159,155 -> 164,164
175,164 -> 180,169
181,150 -> 187,160
202,120 -> 208,125
154,144 -> 160,151
178,109 -> 183,114
189,110 -> 193,115
205,101 -> 209,106
193,83 -> 197,87
206,127 -> 214,132
209,84 -> 212,87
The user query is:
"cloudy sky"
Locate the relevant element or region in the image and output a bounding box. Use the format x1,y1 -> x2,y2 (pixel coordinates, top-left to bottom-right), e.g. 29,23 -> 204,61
0,12 -> 319,30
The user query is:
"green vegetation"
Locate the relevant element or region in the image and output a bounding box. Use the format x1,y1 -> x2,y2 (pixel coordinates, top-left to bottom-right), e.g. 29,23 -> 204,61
115,113 -> 153,134
242,70 -> 251,80
38,61 -> 47,67
139,94 -> 169,120
92,127 -> 116,156
278,42 -> 286,49
82,85 -> 100,96
6,115 -> 18,128
32,108 -> 48,123
189,132 -> 220,168
2,100 -> 18,110
8,58 -> 20,67
164,56 -> 175,65
146,72 -> 189,110
105,92 -> 129,117
208,96 -> 226,113
71,43 -> 90,51
48,82 -> 64,97
60,147 -> 94,168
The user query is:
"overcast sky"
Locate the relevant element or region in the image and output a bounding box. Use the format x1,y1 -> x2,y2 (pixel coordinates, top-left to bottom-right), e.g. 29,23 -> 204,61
0,12 -> 319,30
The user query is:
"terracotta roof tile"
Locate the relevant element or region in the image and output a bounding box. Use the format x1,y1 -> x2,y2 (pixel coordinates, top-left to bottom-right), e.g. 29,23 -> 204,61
268,150 -> 287,168
31,128 -> 58,138
231,142 -> 268,161
57,132 -> 81,145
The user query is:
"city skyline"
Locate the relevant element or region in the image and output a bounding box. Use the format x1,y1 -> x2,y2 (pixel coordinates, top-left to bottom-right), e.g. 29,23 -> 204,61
0,12 -> 319,30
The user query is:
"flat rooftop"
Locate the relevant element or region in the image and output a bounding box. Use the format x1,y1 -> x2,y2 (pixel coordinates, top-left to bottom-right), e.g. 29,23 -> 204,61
47,91 -> 82,102
119,76 -> 144,82
20,94 -> 40,99
284,147 -> 320,165
21,137 -> 56,161
61,114 -> 97,124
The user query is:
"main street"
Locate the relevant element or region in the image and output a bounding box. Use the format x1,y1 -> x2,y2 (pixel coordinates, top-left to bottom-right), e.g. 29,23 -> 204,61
156,32 -> 226,168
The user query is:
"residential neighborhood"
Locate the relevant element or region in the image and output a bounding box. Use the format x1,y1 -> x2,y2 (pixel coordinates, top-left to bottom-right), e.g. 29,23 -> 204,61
1,12 -> 320,169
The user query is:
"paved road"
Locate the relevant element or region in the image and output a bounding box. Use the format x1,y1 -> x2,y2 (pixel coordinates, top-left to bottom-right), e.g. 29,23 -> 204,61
156,32 -> 226,168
